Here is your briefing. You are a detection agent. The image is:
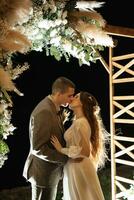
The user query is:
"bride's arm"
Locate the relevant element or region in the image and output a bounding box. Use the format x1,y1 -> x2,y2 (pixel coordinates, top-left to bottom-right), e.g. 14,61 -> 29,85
51,135 -> 82,158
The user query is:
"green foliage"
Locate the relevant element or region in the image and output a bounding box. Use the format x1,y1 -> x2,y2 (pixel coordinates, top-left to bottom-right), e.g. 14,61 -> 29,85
50,46 -> 62,61
0,140 -> 9,154
99,168 -> 111,200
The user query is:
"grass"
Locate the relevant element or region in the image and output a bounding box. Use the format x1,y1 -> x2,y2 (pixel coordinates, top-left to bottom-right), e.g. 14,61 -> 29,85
0,166 -> 133,200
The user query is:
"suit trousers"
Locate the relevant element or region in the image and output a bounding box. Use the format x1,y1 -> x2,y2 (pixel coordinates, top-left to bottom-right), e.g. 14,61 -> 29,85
31,183 -> 58,200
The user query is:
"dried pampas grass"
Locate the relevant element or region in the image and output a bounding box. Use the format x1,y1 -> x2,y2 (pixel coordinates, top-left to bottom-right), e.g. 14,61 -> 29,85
76,20 -> 114,47
68,10 -> 106,28
0,29 -> 31,53
5,62 -> 29,80
0,68 -> 23,96
0,19 -> 9,41
67,6 -> 114,47
0,68 -> 15,91
0,0 -> 32,26
75,1 -> 105,12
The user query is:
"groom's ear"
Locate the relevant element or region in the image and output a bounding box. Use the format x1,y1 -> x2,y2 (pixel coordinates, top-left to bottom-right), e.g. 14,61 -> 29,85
55,91 -> 61,98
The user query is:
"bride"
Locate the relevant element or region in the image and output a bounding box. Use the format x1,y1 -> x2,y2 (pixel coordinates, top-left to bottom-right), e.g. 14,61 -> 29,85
51,91 -> 108,200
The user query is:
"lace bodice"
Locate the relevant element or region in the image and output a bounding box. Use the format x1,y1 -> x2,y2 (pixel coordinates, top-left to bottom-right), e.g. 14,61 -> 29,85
61,117 -> 91,158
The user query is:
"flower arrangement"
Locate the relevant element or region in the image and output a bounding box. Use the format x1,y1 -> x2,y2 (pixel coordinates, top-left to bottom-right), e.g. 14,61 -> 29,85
20,0 -> 114,66
0,0 -> 32,167
0,99 -> 14,168
0,58 -> 29,168
0,0 -> 113,167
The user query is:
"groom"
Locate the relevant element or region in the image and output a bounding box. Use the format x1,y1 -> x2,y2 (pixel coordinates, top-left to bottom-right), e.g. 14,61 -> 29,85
23,76 -> 75,200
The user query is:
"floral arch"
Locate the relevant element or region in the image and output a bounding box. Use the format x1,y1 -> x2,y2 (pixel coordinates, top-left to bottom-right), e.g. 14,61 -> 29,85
0,0 -> 115,167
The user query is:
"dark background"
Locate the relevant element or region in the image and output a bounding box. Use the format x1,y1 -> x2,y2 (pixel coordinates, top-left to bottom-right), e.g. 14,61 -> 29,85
0,0 -> 133,190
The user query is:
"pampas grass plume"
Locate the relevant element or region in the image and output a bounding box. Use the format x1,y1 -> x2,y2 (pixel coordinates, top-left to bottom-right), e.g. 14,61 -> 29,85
0,68 -> 15,91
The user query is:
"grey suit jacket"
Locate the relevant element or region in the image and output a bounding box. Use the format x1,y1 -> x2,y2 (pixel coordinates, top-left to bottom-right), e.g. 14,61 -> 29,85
23,96 -> 68,187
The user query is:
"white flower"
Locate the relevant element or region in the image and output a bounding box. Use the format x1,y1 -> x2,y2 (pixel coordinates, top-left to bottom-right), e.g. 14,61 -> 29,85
3,124 -> 16,139
79,51 -> 85,59
0,154 -> 8,168
50,36 -> 61,46
63,19 -> 68,25
55,19 -> 62,26
34,33 -> 44,40
38,19 -> 53,30
50,29 -> 58,37
30,28 -> 39,36
62,41 -> 72,52
8,124 -> 16,132
33,43 -> 44,51
67,45 -> 78,58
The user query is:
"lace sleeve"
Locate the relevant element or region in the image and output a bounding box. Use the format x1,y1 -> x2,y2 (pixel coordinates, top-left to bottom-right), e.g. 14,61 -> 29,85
61,146 -> 82,158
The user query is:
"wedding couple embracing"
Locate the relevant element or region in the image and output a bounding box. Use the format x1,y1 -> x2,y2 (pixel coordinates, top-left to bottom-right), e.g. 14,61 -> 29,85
23,76 -> 107,200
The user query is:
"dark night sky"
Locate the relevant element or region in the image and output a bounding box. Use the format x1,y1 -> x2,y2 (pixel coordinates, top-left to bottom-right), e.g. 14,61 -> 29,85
0,0 -> 133,190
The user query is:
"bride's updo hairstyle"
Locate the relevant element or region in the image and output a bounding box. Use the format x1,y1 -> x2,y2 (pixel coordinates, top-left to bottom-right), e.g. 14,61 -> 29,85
80,91 -> 109,169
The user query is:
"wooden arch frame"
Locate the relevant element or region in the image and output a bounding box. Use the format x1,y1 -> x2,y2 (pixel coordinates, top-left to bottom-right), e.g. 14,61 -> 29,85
98,25 -> 134,200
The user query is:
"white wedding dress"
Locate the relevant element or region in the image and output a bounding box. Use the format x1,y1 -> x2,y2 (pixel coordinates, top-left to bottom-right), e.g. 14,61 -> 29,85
61,117 -> 105,200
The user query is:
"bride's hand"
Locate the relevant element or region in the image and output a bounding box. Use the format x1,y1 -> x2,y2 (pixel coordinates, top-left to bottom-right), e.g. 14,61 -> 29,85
51,135 -> 62,152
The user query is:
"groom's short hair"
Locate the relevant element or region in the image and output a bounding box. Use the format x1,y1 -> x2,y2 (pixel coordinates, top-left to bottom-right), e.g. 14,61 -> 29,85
52,76 -> 75,94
